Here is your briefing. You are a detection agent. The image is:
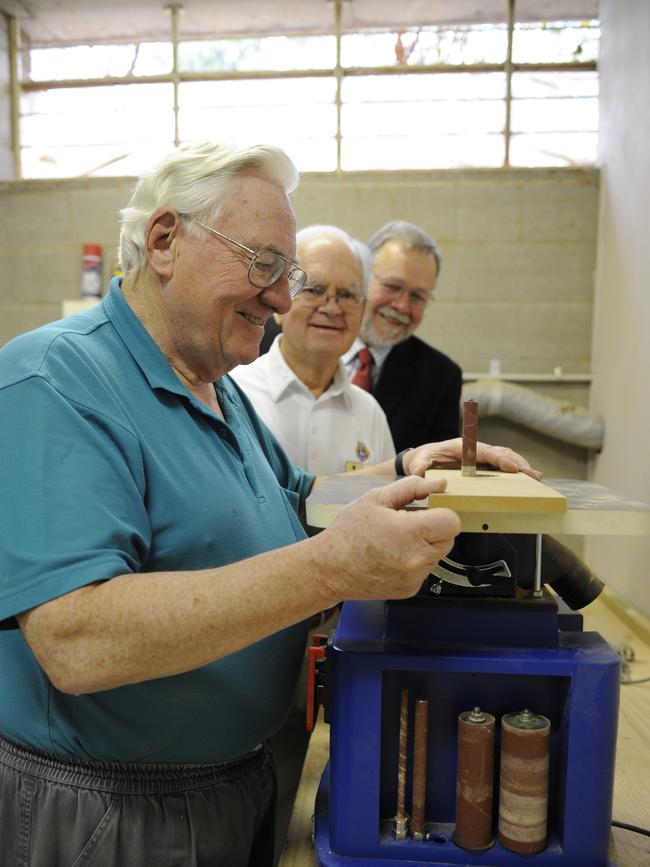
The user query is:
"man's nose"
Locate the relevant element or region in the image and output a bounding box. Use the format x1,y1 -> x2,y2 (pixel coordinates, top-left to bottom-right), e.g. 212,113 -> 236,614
390,288 -> 411,312
261,274 -> 292,315
319,292 -> 343,313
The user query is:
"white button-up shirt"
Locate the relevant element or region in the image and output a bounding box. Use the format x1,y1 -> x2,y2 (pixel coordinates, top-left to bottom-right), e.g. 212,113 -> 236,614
230,337 -> 395,475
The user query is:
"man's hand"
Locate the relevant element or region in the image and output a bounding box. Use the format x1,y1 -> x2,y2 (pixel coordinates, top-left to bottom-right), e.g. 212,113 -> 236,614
404,438 -> 542,480
311,475 -> 461,604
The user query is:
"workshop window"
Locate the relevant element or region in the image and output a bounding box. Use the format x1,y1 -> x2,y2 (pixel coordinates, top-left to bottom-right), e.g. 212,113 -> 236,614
10,1 -> 599,179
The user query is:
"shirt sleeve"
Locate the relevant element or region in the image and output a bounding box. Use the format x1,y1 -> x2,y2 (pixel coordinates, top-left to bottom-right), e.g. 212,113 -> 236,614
370,397 -> 396,463
0,376 -> 151,622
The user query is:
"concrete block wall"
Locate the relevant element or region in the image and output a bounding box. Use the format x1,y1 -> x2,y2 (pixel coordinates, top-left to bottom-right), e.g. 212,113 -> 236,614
0,168 -> 598,485
295,169 -> 599,376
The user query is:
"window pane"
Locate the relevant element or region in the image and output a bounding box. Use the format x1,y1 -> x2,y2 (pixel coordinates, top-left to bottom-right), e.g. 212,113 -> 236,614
342,134 -> 504,170
343,72 -> 506,102
511,96 -> 598,133
178,35 -> 335,72
178,79 -> 337,173
342,98 -> 504,137
23,43 -> 172,82
512,20 -> 600,64
20,83 -> 174,178
341,24 -> 508,67
342,73 -> 505,168
512,70 -> 598,98
511,71 -> 598,153
509,132 -> 597,167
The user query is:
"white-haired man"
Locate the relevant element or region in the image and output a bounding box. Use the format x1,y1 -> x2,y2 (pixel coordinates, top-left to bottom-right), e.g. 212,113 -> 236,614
0,143 -> 536,866
344,220 -> 462,453
231,225 -> 394,474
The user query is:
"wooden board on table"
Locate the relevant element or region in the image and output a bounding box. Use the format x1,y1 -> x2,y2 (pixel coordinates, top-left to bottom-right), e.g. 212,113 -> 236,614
305,474 -> 650,536
426,469 -> 568,514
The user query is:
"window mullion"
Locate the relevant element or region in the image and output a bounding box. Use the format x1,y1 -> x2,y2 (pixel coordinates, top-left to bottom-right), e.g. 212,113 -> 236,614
169,4 -> 181,147
504,0 -> 515,167
334,0 -> 343,174
9,17 -> 22,180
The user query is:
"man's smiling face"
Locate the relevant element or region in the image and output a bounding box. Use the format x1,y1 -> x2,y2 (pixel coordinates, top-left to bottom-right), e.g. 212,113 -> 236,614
278,234 -> 365,364
159,170 -> 296,382
361,240 -> 438,347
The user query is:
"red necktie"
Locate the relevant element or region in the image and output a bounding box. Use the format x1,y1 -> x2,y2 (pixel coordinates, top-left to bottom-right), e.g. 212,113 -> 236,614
351,347 -> 374,392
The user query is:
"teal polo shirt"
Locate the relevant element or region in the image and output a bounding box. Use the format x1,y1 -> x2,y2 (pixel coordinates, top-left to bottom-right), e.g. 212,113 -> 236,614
0,279 -> 316,762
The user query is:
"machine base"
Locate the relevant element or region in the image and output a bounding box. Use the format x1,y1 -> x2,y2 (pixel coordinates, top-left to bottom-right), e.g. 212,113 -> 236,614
314,763 -> 619,867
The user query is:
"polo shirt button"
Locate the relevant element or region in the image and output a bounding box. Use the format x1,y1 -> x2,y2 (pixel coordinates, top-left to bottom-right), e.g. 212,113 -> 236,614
219,429 -> 227,438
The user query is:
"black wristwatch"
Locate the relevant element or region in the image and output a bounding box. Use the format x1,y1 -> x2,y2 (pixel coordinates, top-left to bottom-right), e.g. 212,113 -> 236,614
394,448 -> 413,476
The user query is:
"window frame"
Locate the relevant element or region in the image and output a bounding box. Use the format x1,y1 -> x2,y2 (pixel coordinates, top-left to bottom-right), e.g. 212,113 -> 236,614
8,1 -> 598,179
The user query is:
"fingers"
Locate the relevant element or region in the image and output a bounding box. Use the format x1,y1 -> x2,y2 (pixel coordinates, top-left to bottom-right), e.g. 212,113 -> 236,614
412,506 -> 462,545
475,443 -> 543,480
366,475 -> 448,510
405,439 -> 542,481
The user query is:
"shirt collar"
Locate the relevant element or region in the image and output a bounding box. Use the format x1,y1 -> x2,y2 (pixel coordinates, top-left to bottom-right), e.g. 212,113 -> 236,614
343,337 -> 392,369
267,335 -> 351,403
102,277 -> 190,398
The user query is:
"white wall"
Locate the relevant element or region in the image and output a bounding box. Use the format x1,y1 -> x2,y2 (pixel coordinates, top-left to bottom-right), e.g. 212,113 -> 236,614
585,0 -> 650,616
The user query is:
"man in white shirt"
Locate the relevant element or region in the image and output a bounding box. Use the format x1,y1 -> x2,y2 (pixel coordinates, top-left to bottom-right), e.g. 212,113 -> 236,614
230,225 -> 395,474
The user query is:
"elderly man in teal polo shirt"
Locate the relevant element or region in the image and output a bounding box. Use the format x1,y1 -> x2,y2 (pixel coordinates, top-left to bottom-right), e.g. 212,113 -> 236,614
0,141 -> 538,867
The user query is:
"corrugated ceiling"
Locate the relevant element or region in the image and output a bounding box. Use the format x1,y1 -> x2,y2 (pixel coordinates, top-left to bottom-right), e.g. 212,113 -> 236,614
1,0 -> 599,48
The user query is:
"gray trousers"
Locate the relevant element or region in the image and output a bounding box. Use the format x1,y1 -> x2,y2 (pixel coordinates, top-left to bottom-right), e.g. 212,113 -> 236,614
0,734 -> 276,867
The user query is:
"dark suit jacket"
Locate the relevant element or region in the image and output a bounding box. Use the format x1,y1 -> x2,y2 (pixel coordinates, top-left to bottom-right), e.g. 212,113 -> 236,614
374,336 -> 462,452
259,317 -> 282,355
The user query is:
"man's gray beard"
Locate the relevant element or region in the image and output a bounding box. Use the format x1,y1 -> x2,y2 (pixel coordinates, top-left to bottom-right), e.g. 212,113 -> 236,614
361,315 -> 413,348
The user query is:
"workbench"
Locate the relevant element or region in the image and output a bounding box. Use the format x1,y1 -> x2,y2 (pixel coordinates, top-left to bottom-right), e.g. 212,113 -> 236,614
278,592 -> 650,867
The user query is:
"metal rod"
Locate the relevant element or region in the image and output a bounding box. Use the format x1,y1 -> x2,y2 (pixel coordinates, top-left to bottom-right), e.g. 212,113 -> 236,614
334,0 -> 343,174
411,698 -> 429,840
393,688 -> 409,839
504,0 -> 515,166
19,61 -> 597,93
9,17 -> 21,180
168,4 -> 181,147
533,533 -> 543,597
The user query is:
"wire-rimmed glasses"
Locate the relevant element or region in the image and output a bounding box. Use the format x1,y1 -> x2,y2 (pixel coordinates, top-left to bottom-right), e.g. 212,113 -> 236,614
180,215 -> 308,298
371,272 -> 433,309
294,283 -> 365,313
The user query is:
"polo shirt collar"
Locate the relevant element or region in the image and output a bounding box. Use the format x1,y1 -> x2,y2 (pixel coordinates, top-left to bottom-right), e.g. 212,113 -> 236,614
102,277 -> 191,398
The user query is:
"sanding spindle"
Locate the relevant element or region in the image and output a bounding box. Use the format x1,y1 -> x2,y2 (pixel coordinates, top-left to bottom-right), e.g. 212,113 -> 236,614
393,688 -> 410,839
453,707 -> 496,851
411,698 -> 429,840
498,709 -> 550,855
461,399 -> 478,476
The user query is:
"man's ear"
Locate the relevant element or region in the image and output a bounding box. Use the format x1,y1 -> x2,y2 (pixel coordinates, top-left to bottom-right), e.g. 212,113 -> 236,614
146,208 -> 181,278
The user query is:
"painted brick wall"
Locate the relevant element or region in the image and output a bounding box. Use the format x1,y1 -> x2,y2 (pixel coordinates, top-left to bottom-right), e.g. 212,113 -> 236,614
0,168 -> 598,486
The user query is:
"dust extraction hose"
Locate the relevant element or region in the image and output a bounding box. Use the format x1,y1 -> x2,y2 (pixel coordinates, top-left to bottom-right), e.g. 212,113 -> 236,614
462,379 -> 604,452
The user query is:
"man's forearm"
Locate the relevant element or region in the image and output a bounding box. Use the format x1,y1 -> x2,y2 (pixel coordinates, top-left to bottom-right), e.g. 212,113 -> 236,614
17,538 -> 338,696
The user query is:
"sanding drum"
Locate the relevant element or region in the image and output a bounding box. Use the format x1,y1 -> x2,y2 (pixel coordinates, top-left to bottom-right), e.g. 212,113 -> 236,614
453,707 -> 496,852
498,709 -> 551,855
